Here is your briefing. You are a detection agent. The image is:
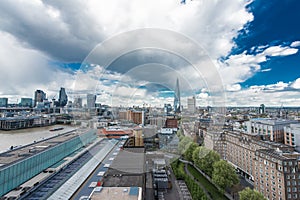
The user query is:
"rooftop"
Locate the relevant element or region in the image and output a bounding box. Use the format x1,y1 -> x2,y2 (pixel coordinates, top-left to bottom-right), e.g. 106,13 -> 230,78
102,147 -> 145,187
0,129 -> 81,169
90,187 -> 142,200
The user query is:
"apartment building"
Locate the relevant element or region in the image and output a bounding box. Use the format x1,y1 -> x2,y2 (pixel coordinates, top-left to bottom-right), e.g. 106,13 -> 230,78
254,149 -> 300,200
204,128 -> 299,200
284,124 -> 300,151
244,118 -> 297,143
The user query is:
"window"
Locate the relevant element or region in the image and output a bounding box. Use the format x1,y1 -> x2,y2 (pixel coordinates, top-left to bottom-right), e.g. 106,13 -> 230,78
292,175 -> 295,179
292,187 -> 297,192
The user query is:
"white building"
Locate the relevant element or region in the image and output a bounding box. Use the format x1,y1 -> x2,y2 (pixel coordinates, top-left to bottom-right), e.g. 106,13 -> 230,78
187,96 -> 196,113
244,118 -> 297,142
284,123 -> 300,151
87,94 -> 96,108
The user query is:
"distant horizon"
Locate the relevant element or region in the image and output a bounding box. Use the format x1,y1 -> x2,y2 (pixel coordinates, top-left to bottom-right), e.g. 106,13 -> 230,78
0,1 -> 299,107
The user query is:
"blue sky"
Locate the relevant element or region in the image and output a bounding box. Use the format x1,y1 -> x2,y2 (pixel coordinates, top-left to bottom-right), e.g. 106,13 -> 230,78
0,0 -> 299,106
233,0 -> 300,87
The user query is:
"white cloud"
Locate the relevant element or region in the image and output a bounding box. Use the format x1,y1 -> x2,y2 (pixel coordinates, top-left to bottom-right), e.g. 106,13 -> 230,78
219,44 -> 298,86
226,84 -> 241,92
261,68 -> 271,72
291,78 -> 300,89
0,0 -> 299,106
224,79 -> 300,106
262,46 -> 298,57
291,41 -> 300,48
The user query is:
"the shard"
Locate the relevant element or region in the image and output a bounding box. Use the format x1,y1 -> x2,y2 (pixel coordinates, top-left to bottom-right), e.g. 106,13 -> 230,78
173,78 -> 181,113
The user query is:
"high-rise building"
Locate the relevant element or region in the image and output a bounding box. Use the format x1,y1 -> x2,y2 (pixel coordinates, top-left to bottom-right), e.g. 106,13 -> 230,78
20,98 -> 33,107
0,98 -> 8,107
58,87 -> 68,107
173,78 -> 181,113
34,90 -> 46,107
73,97 -> 83,108
87,94 -> 96,108
187,96 -> 196,113
164,103 -> 172,115
259,104 -> 265,114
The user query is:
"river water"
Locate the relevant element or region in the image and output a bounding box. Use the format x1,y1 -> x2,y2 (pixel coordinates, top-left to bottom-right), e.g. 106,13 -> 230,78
0,125 -> 77,152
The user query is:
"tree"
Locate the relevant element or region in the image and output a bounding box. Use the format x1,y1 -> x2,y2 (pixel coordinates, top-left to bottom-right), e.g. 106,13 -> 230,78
178,136 -> 193,155
192,147 -> 220,177
184,142 -> 198,162
212,160 -> 239,191
239,187 -> 266,200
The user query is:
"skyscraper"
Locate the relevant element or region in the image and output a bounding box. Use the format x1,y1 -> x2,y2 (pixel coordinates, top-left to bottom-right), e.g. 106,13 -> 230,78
58,87 -> 68,107
187,96 -> 196,113
20,98 -> 33,107
87,94 -> 96,108
0,98 -> 8,107
73,97 -> 83,108
34,90 -> 46,107
173,78 -> 181,113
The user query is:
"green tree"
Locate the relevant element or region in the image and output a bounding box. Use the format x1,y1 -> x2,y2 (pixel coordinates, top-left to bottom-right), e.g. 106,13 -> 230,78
192,147 -> 220,177
239,187 -> 266,200
178,136 -> 193,154
184,142 -> 198,162
212,160 -> 239,191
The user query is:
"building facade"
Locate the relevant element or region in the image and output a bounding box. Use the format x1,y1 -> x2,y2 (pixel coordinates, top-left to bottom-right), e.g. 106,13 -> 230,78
0,98 -> 8,107
244,118 -> 297,143
284,124 -> 300,151
204,127 -> 299,200
0,130 -> 96,196
187,96 -> 196,113
34,90 -> 46,107
87,94 -> 96,108
173,78 -> 181,113
254,149 -> 300,200
73,97 -> 83,108
58,87 -> 68,107
20,98 -> 33,107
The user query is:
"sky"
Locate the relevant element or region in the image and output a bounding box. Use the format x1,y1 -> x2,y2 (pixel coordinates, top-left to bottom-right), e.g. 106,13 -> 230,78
0,0 -> 299,107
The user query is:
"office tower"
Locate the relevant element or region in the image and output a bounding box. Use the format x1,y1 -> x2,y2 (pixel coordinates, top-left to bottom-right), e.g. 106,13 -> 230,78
34,90 -> 46,107
173,78 -> 181,113
0,98 -> 8,107
73,97 -> 83,108
87,94 -> 96,108
58,87 -> 68,107
187,96 -> 196,113
164,103 -> 172,115
259,104 -> 265,114
20,98 -> 33,107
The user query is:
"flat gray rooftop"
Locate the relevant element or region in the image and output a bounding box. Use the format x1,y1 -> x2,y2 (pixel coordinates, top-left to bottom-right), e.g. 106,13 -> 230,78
0,129 -> 84,169
103,147 -> 145,187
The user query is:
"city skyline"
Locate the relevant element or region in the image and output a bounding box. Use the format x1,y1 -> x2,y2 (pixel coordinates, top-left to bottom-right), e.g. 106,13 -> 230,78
0,0 -> 299,107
